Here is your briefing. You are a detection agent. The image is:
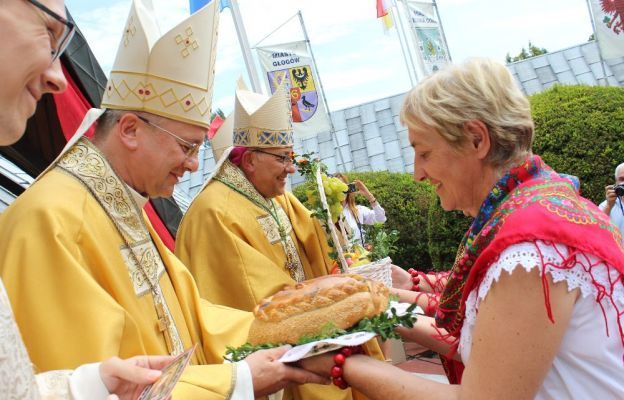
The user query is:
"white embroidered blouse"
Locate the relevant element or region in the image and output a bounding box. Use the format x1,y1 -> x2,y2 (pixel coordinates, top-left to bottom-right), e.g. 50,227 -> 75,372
342,203 -> 387,245
458,240 -> 624,399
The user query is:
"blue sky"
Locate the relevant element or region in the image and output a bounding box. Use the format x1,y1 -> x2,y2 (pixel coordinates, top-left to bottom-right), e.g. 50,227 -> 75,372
66,0 -> 593,113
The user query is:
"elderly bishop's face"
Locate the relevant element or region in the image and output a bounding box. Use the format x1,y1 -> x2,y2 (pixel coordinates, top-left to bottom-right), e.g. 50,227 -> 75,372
0,0 -> 68,146
249,147 -> 296,199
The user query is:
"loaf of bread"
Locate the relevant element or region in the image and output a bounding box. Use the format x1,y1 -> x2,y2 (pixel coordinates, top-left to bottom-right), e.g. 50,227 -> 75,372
248,274 -> 389,345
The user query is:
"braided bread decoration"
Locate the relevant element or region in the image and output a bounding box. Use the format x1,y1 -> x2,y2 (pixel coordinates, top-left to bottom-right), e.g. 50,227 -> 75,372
248,274 -> 389,345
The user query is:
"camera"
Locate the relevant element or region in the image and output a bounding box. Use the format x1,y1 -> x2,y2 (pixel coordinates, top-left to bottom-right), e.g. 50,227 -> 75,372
345,183 -> 357,194
614,184 -> 624,197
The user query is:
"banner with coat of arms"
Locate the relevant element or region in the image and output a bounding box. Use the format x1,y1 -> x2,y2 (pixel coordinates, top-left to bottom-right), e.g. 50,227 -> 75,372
256,41 -> 331,138
405,1 -> 450,75
589,0 -> 624,59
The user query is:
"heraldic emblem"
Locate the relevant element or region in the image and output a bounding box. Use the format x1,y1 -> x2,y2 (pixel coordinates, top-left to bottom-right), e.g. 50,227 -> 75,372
600,0 -> 624,34
267,66 -> 319,123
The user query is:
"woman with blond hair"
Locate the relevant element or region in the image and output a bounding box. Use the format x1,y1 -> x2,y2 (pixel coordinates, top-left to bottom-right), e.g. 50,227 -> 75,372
300,58 -> 624,399
334,173 -> 386,246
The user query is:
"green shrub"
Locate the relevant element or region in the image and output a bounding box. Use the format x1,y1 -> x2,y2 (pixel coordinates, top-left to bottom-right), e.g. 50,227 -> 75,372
427,196 -> 471,271
530,85 -> 624,204
293,171 -> 468,270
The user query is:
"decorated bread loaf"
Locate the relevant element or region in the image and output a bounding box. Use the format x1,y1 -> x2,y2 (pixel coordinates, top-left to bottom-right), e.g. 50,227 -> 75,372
248,274 -> 389,345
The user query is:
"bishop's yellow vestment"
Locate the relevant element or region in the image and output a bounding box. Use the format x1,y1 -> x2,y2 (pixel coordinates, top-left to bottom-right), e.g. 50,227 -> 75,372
176,161 -> 383,400
176,160 -> 333,311
0,140 -> 252,400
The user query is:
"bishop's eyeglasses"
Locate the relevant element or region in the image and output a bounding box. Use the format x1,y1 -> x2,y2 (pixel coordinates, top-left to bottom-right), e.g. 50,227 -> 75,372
137,115 -> 201,159
253,149 -> 296,166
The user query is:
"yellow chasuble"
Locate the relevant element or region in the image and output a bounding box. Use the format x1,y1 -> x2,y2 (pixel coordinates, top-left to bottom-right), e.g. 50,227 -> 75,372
177,160 -> 333,311
0,139 -> 252,400
176,160 -> 384,400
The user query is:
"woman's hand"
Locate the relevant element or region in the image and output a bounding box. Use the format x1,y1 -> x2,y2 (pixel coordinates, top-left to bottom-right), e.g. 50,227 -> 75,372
100,355 -> 173,400
354,180 -> 374,201
391,265 -> 413,290
298,352 -> 336,377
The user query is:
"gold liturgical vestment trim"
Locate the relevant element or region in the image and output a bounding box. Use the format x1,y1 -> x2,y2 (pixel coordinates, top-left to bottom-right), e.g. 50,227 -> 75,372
214,160 -> 306,282
56,138 -> 184,355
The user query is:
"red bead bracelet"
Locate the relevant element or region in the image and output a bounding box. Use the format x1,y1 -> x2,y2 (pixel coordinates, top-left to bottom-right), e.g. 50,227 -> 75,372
330,346 -> 363,389
408,268 -> 421,291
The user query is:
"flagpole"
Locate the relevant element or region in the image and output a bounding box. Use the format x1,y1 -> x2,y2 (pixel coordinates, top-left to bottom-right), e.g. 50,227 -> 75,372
297,10 -> 346,172
584,0 -> 609,86
254,12 -> 300,48
229,0 -> 263,92
391,0 -> 418,86
432,0 -> 452,62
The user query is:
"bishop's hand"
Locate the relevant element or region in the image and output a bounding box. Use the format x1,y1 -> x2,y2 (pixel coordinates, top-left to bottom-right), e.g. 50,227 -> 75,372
245,346 -> 330,397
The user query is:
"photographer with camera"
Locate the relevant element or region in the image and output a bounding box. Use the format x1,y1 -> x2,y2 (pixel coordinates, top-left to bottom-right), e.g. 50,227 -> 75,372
599,162 -> 624,236
335,173 -> 387,246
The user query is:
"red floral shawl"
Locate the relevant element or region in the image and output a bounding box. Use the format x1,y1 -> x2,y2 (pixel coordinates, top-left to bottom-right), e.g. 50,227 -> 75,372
436,156 -> 624,383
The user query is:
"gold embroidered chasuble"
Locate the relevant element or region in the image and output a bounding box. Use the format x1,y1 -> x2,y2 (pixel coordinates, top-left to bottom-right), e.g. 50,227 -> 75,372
59,140 -> 185,356
176,160 -> 333,311
0,139 -> 252,400
176,161 -> 386,400
216,161 -> 308,283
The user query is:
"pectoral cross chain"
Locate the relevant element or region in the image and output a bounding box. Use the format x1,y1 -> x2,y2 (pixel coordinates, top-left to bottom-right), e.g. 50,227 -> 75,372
155,302 -> 175,354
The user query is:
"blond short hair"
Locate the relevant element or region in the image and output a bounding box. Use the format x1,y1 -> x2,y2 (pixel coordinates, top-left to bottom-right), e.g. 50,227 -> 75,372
400,58 -> 534,169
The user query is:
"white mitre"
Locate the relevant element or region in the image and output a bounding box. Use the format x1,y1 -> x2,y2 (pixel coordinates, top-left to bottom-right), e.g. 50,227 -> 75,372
233,83 -> 293,148
210,113 -> 233,160
208,77 -> 249,159
37,0 -> 220,179
101,0 -> 219,127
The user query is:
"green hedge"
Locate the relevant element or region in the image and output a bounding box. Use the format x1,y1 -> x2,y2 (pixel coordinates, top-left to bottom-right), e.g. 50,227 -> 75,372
293,171 -> 470,270
292,84 -> 624,271
426,197 -> 471,271
531,85 -> 624,204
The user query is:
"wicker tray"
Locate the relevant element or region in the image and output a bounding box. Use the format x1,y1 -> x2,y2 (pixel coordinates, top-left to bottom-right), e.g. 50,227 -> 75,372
347,257 -> 393,288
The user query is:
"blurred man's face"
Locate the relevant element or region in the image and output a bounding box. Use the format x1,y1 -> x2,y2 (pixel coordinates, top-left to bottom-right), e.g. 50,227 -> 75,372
616,168 -> 624,186
0,0 -> 68,146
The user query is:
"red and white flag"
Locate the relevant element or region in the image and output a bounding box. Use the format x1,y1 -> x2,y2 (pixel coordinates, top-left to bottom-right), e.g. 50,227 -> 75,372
589,0 -> 624,59
376,0 -> 394,30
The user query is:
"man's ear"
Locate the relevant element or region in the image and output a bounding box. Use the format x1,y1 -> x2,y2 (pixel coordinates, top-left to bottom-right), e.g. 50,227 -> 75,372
240,149 -> 256,173
463,120 -> 490,160
117,113 -> 141,151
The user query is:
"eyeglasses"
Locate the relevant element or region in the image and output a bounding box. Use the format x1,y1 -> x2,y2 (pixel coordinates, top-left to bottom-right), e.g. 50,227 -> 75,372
253,149 -> 296,166
137,115 -> 201,159
27,0 -> 76,63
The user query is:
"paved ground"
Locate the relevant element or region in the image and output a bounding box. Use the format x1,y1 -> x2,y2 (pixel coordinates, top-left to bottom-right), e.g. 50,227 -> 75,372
395,342 -> 449,383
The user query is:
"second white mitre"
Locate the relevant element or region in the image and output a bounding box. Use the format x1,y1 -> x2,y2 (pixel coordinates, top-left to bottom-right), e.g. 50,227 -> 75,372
233,84 -> 294,148
101,0 -> 219,127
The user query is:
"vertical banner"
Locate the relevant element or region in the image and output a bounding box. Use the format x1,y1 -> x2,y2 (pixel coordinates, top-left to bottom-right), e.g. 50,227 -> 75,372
405,1 -> 450,75
256,41 -> 331,138
589,0 -> 624,59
